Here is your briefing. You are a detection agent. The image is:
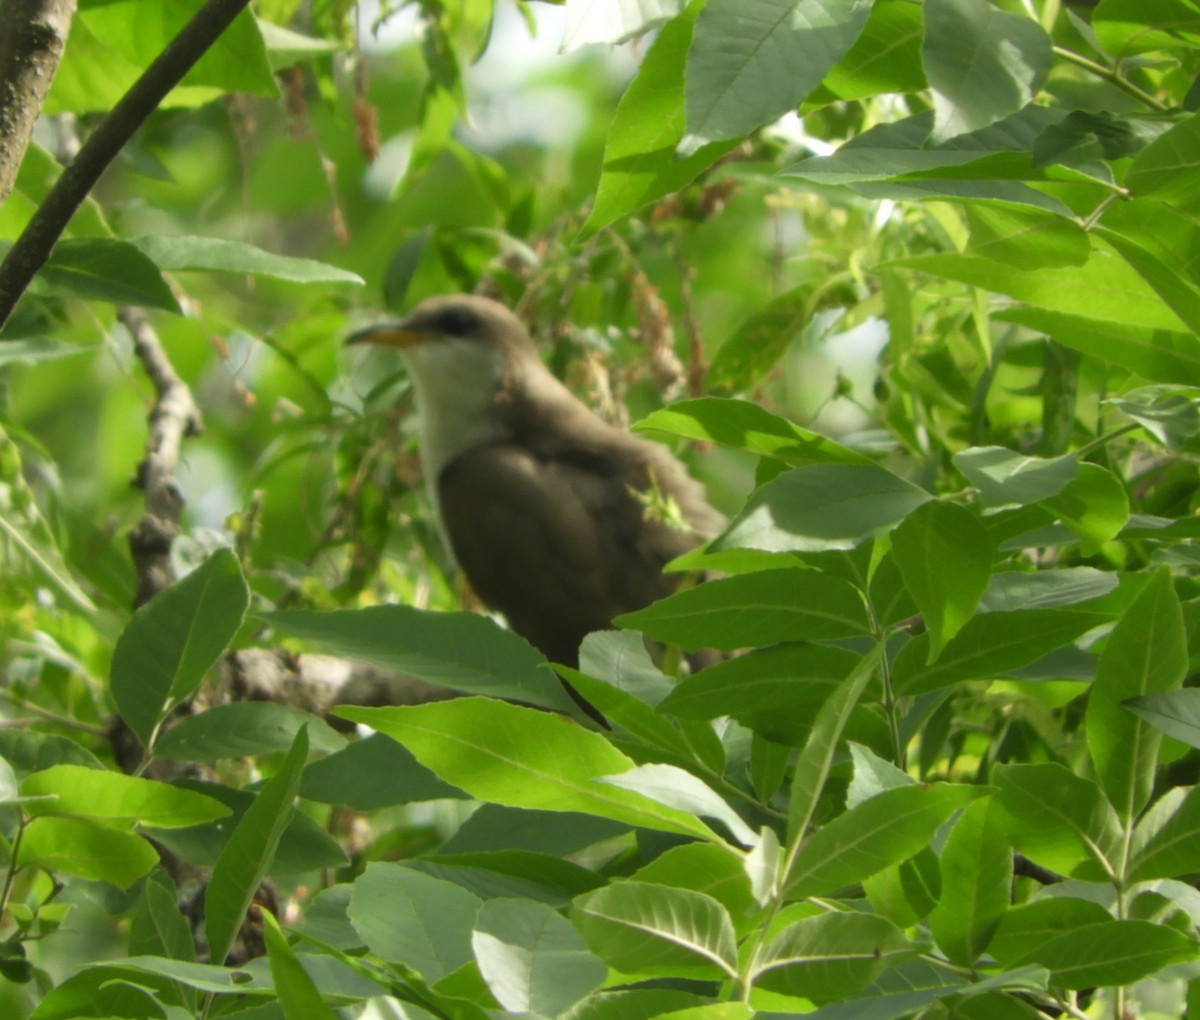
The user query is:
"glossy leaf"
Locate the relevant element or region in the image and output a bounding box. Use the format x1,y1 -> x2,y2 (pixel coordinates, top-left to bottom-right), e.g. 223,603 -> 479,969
17,816 -> 158,889
261,908 -> 339,1020
204,727 -> 308,966
1030,920 -> 1197,989
1087,567 -> 1186,822
336,700 -> 721,842
928,797 -> 1010,966
133,235 -> 363,285
683,0 -> 873,148
264,606 -> 580,715
348,863 -> 481,982
574,881 -> 739,978
712,463 -> 933,553
634,397 -> 868,466
953,447 -> 1077,510
923,0 -> 1052,141
155,702 -> 346,761
752,911 -> 914,1000
616,568 -> 870,651
582,4 -> 738,237
892,500 -> 993,660
472,897 -> 607,1014
21,764 -> 229,828
891,608 -> 1109,695
994,762 -> 1121,878
787,784 -> 985,897
110,549 -> 250,748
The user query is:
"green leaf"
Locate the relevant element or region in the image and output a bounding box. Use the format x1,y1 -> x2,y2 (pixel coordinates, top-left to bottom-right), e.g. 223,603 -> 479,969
1042,463 -> 1129,551
110,549 -> 249,748
892,501 -> 993,660
154,703 -> 347,761
335,700 -> 722,842
1127,111 -> 1200,205
615,568 -> 870,652
706,289 -> 835,396
1129,787 -> 1200,882
994,762 -> 1122,878
21,765 -> 230,828
563,0 -> 680,49
472,897 -> 607,1014
965,203 -> 1090,269
1030,920 -> 1197,989
661,643 -> 862,743
891,251 -> 1189,330
632,841 -> 759,921
1086,567 -> 1186,823
712,463 -> 933,553
891,608 -> 1108,696
46,1 -> 276,115
995,307 -> 1200,386
0,729 -> 105,777
132,235 -> 363,285
599,764 -> 757,847
634,397 -> 869,466
952,447 -> 1077,510
1098,228 -> 1200,337
922,0 -> 1052,142
0,338 -> 95,366
205,727 -> 308,966
988,896 -> 1113,968
1092,0 -> 1200,57
752,911 -> 914,1000
261,908 -> 339,1020
928,798 -> 1010,967
1124,689 -> 1200,750
149,779 -> 349,875
1106,384 -> 1200,451
787,784 -> 986,897
17,816 -> 158,889
582,3 -> 738,238
348,862 -> 481,981
573,881 -> 739,978
263,606 -> 580,716
129,875 -> 195,964
683,0 -> 873,148
787,648 -> 880,845
816,0 -> 926,100
846,743 -> 917,808
300,733 -> 465,809
977,567 -> 1118,613
37,238 -> 179,312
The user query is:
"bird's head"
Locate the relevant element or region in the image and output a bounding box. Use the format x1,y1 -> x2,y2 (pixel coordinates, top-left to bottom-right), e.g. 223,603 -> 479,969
347,294 -> 544,479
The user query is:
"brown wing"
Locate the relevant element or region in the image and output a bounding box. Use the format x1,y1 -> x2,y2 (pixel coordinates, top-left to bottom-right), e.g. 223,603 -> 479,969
437,442 -> 697,666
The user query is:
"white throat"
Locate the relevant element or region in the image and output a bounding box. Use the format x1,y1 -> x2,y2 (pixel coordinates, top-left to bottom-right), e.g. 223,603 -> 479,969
400,337 -> 509,492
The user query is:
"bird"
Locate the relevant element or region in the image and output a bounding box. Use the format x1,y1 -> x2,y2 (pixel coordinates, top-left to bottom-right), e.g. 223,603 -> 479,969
347,293 -> 723,670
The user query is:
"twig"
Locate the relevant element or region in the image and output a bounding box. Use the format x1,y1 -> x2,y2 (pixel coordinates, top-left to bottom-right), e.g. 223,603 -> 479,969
0,0 -> 253,331
121,308 -> 202,607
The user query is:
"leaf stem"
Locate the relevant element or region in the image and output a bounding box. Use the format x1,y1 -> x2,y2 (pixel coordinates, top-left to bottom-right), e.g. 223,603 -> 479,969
1052,46 -> 1169,112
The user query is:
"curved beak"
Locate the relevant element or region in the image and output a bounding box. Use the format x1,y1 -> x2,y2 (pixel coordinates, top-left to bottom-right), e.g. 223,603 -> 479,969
345,322 -> 424,348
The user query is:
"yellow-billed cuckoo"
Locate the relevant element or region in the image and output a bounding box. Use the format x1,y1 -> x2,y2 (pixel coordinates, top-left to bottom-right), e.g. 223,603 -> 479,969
348,294 -> 722,667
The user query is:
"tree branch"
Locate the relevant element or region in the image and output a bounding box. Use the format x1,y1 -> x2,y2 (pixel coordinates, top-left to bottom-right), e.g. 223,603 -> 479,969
0,0 -> 76,206
0,0 -> 252,331
121,307 -> 202,607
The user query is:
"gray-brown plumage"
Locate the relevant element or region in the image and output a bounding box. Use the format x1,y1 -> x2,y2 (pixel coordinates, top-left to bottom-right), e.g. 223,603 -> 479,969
349,294 -> 722,668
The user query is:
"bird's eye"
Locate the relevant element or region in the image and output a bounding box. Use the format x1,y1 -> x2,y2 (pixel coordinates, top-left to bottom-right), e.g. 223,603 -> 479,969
432,306 -> 480,337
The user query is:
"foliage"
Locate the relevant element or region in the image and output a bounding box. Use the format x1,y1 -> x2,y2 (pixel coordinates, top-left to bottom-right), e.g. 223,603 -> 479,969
2,0 -> 1200,1018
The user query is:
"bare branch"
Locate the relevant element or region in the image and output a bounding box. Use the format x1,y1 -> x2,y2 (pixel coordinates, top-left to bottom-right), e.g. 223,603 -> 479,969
0,0 -> 75,206
121,307 -> 202,607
